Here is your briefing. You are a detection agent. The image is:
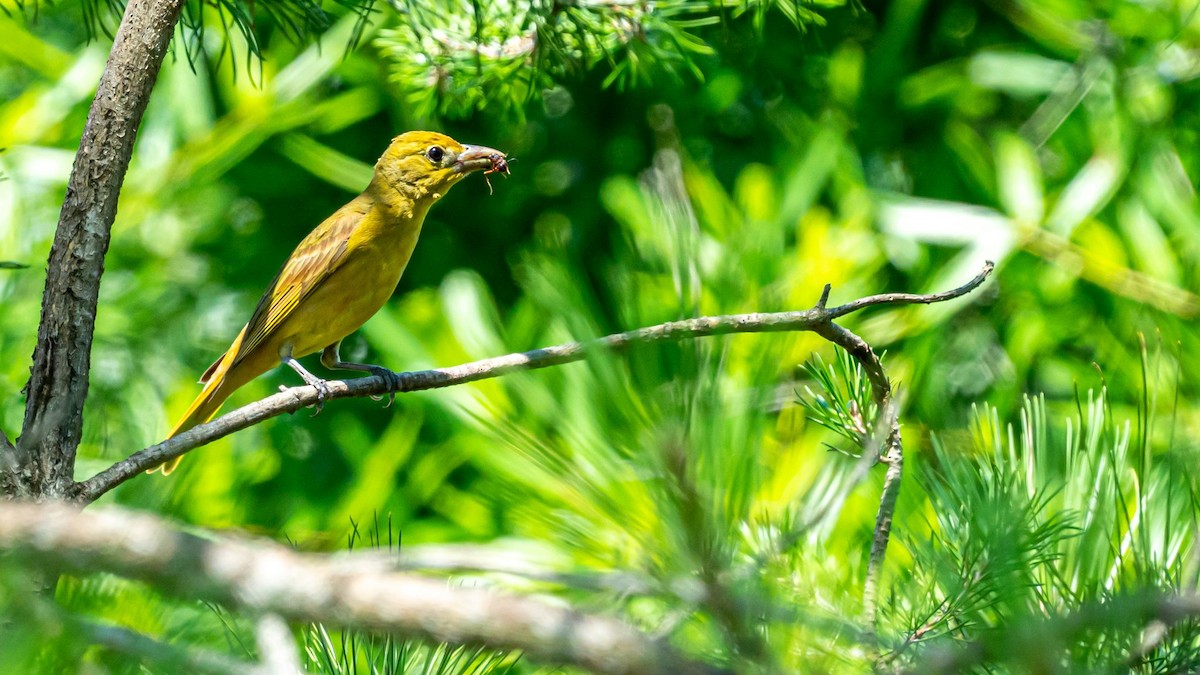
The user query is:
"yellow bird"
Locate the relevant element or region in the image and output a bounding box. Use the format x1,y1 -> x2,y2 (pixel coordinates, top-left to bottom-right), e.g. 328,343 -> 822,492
151,131 -> 507,474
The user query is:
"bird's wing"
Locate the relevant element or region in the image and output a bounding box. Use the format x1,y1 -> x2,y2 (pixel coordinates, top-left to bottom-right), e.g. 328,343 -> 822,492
231,203 -> 364,365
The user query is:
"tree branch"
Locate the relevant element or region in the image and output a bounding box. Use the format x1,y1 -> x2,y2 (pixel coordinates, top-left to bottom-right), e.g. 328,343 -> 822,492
805,265 -> 999,641
0,502 -> 726,675
810,310 -> 902,657
72,262 -> 995,503
823,262 -> 996,320
12,0 -> 185,499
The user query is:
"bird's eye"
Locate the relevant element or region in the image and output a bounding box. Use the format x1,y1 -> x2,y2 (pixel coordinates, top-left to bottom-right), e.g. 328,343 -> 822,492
426,146 -> 445,163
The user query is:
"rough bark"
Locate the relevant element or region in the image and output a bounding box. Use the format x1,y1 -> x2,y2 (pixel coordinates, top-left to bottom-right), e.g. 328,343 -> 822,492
10,0 -> 185,498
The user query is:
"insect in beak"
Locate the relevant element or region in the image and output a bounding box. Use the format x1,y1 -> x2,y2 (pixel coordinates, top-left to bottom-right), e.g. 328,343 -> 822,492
454,145 -> 507,175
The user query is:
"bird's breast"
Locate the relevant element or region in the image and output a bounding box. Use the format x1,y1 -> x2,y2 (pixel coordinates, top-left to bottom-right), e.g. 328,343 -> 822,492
280,208 -> 429,358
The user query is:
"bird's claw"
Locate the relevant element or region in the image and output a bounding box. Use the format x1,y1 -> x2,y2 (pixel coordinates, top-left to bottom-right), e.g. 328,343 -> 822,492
366,366 -> 400,408
310,379 -> 331,417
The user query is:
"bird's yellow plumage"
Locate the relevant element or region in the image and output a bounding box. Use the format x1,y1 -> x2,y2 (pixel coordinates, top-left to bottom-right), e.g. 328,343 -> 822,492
152,131 -> 507,474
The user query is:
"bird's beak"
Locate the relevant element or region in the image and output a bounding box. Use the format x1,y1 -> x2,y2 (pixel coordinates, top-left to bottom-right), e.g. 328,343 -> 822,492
453,145 -> 508,174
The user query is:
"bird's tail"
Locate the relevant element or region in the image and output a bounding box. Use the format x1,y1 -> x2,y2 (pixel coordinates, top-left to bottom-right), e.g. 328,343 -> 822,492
149,340 -> 258,475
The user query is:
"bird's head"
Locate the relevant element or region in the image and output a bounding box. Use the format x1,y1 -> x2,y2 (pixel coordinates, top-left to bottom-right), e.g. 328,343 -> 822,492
371,131 -> 507,203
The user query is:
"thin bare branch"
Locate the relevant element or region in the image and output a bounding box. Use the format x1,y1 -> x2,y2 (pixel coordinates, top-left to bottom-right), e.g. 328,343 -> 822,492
72,263 -> 994,503
760,397 -> 901,565
811,314 -> 903,656
807,266 -> 971,648
0,502 -> 726,675
824,260 -> 995,320
867,434 -> 903,639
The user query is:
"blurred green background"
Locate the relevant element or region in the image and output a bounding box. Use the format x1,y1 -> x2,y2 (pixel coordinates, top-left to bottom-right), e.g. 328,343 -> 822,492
3,0 -> 1200,671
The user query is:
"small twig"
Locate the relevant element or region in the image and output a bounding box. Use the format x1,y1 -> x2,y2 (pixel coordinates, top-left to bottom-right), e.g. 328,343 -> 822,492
866,438 -> 903,656
72,263 -> 994,503
823,261 -> 995,321
803,266 -> 994,653
0,502 -> 726,675
810,319 -> 904,666
816,284 -> 832,310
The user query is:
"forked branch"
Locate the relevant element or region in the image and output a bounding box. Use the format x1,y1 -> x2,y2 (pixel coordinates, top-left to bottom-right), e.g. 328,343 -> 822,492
72,262 -> 994,503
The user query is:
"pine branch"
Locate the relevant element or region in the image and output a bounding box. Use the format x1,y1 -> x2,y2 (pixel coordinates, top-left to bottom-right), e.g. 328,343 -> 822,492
0,502 -> 727,675
71,262 -> 994,503
910,592 -> 1200,673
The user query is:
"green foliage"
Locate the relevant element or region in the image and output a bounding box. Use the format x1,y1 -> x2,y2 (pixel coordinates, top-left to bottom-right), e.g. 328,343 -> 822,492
300,516 -> 519,674
304,628 -> 515,675
3,0 -> 1200,671
65,0 -> 376,67
375,0 -> 847,119
799,348 -> 877,453
888,388 -> 1200,671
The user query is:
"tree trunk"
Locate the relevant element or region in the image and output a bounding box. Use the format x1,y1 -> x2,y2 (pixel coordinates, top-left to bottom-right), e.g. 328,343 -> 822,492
6,0 -> 185,499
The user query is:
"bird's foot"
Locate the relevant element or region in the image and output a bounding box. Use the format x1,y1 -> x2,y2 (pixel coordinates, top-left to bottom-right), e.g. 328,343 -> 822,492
365,366 -> 401,408
309,378 -> 332,416
282,355 -> 333,416
291,369 -> 332,415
